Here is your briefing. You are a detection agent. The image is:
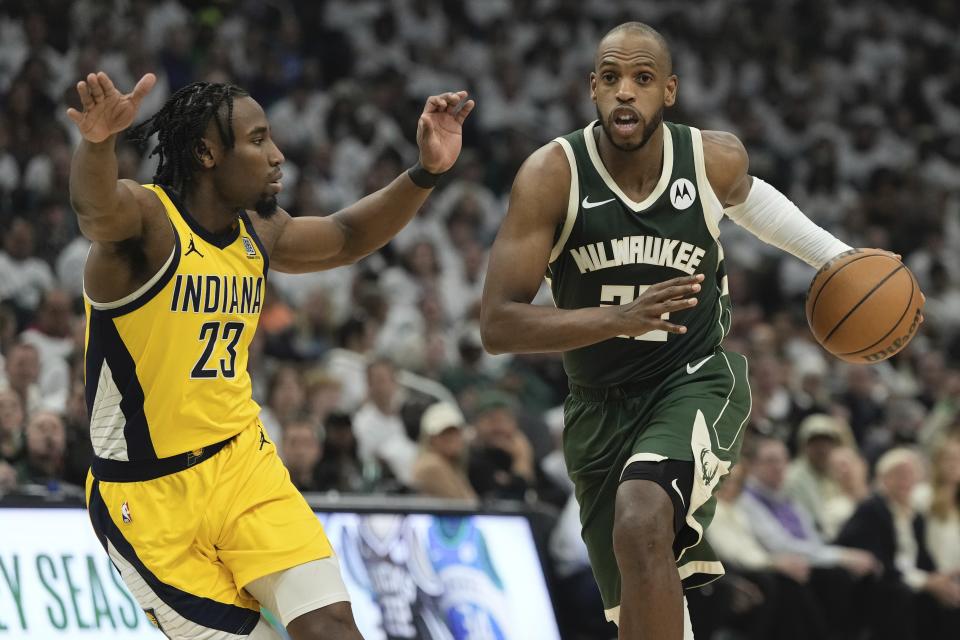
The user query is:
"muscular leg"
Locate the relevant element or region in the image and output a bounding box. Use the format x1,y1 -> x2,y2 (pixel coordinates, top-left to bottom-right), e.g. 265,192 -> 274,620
613,478 -> 683,640
287,602 -> 363,640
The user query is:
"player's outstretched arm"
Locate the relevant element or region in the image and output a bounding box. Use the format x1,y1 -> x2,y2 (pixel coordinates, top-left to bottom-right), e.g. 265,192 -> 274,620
68,71 -> 160,243
267,91 -> 475,273
703,130 -> 852,269
479,144 -> 702,355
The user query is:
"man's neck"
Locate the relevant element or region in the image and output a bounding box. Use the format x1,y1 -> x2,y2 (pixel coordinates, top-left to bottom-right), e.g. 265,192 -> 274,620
595,123 -> 664,201
184,183 -> 240,235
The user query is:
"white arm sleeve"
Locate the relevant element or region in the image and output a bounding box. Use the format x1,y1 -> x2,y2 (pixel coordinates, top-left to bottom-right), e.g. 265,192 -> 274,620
723,177 -> 853,269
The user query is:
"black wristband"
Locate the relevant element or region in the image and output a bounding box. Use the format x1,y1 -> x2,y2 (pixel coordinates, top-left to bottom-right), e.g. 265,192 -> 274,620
407,161 -> 445,189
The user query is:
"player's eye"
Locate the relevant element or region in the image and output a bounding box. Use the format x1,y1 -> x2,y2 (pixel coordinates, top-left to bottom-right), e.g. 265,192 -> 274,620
602,73 -> 616,83
252,138 -> 263,145
637,73 -> 653,84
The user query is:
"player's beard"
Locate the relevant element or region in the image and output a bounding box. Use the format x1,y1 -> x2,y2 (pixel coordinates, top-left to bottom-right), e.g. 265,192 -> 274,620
254,194 -> 279,218
597,105 -> 663,152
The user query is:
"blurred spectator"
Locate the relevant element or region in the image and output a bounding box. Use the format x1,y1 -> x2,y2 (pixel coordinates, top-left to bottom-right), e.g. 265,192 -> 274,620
742,437 -> 878,575
837,448 -> 960,640
0,218 -> 55,315
784,414 -> 847,535
924,436 -> 960,574
280,420 -> 324,492
0,341 -> 41,416
740,437 -> 879,636
836,365 -> 885,445
258,364 -> 306,447
0,387 -> 24,464
820,445 -> 870,541
467,390 -> 537,503
703,462 -> 828,640
314,411 -> 363,493
410,401 -> 476,502
15,411 -> 78,494
353,358 -> 417,488
19,288 -> 73,413
61,378 -> 91,487
303,369 -> 343,427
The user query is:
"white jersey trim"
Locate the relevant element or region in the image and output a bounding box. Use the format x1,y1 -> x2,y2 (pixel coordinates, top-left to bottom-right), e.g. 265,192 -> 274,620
89,359 -> 129,461
549,138 -> 581,263
690,127 -> 724,240
84,241 -> 177,310
583,121 -> 673,213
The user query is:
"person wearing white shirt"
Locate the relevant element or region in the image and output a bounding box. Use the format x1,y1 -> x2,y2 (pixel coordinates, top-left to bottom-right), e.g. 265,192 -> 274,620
351,358 -> 417,488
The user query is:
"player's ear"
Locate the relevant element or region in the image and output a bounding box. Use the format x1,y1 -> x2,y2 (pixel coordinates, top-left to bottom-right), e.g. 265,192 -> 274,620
589,71 -> 598,103
195,137 -> 217,169
664,74 -> 678,108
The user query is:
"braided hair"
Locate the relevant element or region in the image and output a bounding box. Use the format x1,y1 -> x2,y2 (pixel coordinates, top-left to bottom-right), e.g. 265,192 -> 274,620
127,82 -> 249,193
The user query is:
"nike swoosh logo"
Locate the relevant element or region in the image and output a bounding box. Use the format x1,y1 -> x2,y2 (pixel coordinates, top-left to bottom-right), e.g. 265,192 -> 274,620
582,196 -> 615,209
671,478 -> 686,508
686,355 -> 714,375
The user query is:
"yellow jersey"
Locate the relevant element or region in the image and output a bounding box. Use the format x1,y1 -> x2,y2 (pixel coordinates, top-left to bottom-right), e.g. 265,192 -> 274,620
84,184 -> 267,460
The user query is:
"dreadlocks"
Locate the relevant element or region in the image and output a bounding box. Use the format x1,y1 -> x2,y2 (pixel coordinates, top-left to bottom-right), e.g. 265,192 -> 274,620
127,82 -> 249,193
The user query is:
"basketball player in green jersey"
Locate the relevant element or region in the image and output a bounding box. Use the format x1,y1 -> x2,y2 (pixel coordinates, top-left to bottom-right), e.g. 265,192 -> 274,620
68,69 -> 472,640
481,23 -> 864,640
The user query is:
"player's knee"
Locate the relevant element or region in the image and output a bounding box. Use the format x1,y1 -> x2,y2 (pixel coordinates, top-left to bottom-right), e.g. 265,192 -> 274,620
612,481 -> 675,562
286,602 -> 361,640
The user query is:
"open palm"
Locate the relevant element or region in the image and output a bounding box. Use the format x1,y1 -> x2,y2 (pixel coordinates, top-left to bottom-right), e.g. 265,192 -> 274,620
416,91 -> 476,174
66,72 -> 156,143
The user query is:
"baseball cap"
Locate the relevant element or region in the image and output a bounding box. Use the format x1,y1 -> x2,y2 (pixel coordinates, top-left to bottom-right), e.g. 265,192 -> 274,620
420,402 -> 466,437
797,414 -> 844,445
471,390 -> 516,418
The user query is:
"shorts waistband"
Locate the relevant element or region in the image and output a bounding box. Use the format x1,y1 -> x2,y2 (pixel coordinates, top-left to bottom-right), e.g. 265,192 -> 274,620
569,380 -> 657,401
91,436 -> 234,482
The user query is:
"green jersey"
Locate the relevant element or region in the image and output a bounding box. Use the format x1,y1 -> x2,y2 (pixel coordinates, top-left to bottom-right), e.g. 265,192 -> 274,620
547,121 -> 732,387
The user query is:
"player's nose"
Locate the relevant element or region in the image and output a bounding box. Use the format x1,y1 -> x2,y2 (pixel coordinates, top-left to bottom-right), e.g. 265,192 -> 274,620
269,140 -> 284,166
616,81 -> 636,102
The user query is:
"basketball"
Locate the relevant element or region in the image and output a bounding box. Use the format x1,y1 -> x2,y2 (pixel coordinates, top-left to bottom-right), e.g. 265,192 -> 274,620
806,249 -> 924,363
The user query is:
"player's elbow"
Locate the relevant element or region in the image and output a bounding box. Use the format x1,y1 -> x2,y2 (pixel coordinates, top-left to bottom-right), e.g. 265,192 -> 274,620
479,306 -> 507,355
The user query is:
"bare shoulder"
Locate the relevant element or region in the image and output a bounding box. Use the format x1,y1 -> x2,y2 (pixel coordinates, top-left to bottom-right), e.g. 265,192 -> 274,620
244,206 -> 293,256
701,130 -> 750,203
508,141 -> 571,225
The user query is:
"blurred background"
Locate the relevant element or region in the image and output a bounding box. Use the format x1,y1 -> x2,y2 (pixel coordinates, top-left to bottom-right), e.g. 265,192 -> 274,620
1,1 -> 959,639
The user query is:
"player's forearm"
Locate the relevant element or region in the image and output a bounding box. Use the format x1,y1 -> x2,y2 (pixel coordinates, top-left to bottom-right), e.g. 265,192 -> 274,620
480,302 -> 621,354
69,135 -> 122,217
333,171 -> 432,263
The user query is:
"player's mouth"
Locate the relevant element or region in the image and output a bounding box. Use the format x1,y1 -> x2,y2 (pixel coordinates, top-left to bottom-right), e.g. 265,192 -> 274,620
267,171 -> 283,193
611,107 -> 640,136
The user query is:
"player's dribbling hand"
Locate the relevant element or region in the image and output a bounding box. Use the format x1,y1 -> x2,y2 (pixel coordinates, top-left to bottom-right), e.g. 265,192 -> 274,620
66,71 -> 157,143
416,91 -> 476,174
612,274 -> 704,337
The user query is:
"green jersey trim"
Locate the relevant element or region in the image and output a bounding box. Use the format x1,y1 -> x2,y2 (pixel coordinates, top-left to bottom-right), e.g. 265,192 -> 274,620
582,121 -> 674,212
550,137 -> 581,263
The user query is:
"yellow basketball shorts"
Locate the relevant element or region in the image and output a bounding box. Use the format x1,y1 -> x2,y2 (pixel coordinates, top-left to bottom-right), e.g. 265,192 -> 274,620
85,420 -> 333,636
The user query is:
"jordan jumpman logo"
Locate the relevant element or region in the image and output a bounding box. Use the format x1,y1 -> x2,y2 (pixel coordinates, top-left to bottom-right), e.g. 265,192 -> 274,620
185,235 -> 204,258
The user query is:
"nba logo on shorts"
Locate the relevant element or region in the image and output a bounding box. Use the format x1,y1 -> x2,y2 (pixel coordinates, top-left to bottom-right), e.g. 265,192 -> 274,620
144,608 -> 162,630
242,236 -> 257,258
121,501 -> 132,524
670,178 -> 696,210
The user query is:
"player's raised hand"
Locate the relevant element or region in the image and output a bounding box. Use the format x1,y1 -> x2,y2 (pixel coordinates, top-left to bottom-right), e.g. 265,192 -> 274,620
613,274 -> 705,337
416,91 -> 475,174
66,72 -> 156,143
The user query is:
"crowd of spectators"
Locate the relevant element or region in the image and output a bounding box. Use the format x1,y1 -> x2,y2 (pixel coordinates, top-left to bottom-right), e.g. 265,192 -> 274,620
2,0 -> 960,638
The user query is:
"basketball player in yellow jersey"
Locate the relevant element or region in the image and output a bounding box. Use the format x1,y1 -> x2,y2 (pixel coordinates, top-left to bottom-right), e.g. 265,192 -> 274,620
67,70 -> 474,640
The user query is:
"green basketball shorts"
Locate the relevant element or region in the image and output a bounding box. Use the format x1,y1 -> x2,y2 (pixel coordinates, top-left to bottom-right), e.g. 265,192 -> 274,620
562,348 -> 751,622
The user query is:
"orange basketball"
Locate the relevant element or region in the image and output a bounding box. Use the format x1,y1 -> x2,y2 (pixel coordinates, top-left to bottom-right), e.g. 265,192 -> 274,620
805,249 -> 924,364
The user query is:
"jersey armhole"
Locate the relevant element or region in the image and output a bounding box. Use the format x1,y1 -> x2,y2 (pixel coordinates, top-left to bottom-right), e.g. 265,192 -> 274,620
691,128 -> 724,241
549,138 -> 580,263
